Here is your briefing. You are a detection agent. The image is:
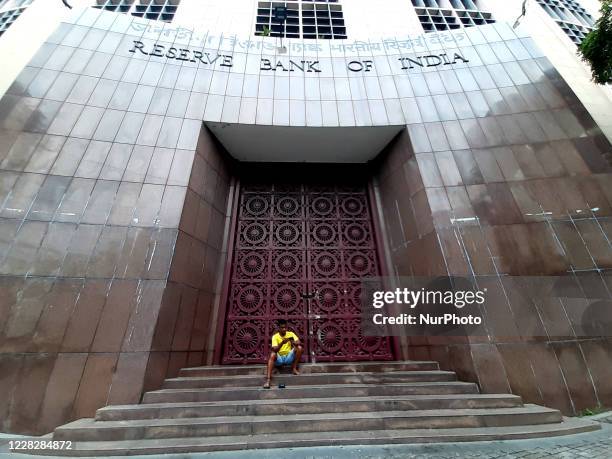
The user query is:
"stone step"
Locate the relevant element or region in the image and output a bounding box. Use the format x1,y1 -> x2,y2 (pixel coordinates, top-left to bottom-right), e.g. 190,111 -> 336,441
179,361 -> 440,377
53,406 -> 564,441
162,370 -> 457,389
32,418 -> 601,456
96,394 -> 523,421
143,381 -> 481,404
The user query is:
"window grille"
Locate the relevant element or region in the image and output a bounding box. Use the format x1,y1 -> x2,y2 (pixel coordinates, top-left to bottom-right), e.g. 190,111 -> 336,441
411,0 -> 495,32
534,0 -> 594,44
93,0 -> 180,23
0,0 -> 33,36
255,0 -> 346,40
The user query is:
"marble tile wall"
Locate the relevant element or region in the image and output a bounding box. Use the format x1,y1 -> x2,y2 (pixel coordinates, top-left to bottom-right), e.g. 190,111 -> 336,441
0,26 -> 234,435
374,56 -> 612,414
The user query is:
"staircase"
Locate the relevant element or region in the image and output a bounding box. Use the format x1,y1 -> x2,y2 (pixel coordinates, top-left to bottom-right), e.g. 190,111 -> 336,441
31,361 -> 599,456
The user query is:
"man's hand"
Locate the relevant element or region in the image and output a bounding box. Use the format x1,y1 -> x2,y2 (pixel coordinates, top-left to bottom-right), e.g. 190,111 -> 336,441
280,337 -> 297,346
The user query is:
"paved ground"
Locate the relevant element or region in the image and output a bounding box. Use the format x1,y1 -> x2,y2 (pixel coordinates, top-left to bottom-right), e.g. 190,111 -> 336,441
1,413 -> 611,459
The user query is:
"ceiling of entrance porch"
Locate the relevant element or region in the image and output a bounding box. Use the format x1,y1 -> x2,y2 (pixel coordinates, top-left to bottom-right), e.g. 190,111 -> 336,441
205,123 -> 405,163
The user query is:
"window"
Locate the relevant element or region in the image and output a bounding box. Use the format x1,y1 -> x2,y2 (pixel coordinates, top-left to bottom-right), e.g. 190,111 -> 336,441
93,0 -> 180,23
0,0 -> 32,36
534,0 -> 594,44
255,0 -> 346,40
411,0 -> 495,32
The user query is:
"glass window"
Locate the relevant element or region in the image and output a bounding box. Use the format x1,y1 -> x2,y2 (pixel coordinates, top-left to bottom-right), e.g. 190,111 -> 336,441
410,0 -> 495,32
534,0 -> 594,44
93,0 -> 182,23
254,1 -> 347,39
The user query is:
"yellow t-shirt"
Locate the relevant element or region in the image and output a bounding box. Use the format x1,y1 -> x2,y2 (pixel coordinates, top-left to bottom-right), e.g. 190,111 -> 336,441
271,331 -> 298,356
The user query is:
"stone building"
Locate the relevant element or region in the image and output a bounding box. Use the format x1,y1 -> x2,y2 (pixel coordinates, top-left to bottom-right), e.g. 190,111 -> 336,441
0,0 -> 611,442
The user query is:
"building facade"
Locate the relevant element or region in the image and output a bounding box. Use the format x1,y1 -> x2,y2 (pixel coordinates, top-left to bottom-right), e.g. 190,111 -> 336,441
1,0 -> 612,436
0,0 -> 33,37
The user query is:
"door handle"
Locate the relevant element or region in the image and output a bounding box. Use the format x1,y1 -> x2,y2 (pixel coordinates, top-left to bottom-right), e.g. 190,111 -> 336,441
301,289 -> 320,300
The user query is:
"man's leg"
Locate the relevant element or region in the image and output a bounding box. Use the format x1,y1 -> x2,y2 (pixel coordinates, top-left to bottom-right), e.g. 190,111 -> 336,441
264,352 -> 277,388
292,345 -> 303,375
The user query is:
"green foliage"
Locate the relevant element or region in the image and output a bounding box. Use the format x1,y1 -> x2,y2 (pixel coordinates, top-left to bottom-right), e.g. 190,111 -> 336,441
258,26 -> 271,37
579,0 -> 612,84
577,405 -> 606,417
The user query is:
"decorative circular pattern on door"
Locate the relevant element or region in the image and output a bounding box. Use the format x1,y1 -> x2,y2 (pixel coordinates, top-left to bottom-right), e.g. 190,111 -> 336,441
310,196 -> 335,217
272,284 -> 302,314
241,222 -> 268,246
274,251 -> 301,278
276,196 -> 301,217
222,183 -> 393,364
346,252 -> 373,277
313,251 -> 339,278
243,195 -> 269,217
233,324 -> 261,354
237,252 -> 266,277
316,321 -> 344,353
236,285 -> 264,314
341,196 -> 365,217
314,284 -> 340,313
275,222 -> 300,246
311,222 -> 337,246
343,222 -> 368,245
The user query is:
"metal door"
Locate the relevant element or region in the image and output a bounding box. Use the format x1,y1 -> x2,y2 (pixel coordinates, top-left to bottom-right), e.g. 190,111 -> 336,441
221,182 -> 393,363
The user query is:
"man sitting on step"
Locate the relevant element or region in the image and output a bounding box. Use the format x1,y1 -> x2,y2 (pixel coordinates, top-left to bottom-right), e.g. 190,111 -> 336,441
263,319 -> 303,389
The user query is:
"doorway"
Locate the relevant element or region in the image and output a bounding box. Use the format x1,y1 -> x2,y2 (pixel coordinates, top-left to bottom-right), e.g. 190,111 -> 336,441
220,165 -> 393,363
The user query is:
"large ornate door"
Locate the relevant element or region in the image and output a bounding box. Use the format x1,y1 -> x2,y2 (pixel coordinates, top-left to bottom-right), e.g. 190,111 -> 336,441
221,181 -> 393,363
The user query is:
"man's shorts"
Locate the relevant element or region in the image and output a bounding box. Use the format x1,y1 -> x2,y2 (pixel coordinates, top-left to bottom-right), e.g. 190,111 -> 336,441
275,349 -> 295,366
